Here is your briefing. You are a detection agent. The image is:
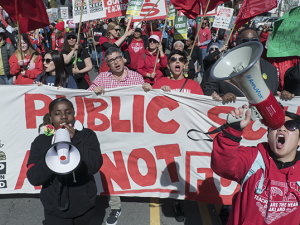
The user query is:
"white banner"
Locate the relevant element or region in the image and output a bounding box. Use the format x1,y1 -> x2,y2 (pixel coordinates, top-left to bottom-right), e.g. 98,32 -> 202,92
1,86 -> 299,205
213,6 -> 234,29
60,7 -> 69,19
131,0 -> 167,22
72,0 -> 107,23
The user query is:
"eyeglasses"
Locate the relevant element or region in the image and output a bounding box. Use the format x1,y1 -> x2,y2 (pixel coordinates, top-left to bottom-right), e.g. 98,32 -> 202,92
43,58 -> 53,64
170,56 -> 185,63
149,39 -> 158,44
114,29 -> 121,32
107,55 -> 122,64
67,36 -> 76,40
240,38 -> 259,43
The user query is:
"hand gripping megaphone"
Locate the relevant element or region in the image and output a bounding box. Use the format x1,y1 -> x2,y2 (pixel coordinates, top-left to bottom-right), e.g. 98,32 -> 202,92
45,126 -> 81,175
210,41 -> 285,129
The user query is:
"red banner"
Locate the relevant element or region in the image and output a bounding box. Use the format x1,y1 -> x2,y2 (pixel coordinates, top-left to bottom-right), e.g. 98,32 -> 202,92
103,0 -> 129,19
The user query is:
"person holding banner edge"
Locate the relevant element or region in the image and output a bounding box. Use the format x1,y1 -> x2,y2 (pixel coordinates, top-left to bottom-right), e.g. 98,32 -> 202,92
26,97 -> 103,225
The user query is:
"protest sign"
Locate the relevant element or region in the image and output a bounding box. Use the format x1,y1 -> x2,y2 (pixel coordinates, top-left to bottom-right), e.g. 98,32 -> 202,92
267,6 -> 300,58
174,16 -> 187,40
131,0 -> 167,22
60,7 -> 69,19
103,0 -> 129,19
126,0 -> 144,16
72,0 -> 106,23
3,86 -> 298,204
213,6 -> 234,29
68,19 -> 77,29
47,8 -> 58,22
168,4 -> 176,21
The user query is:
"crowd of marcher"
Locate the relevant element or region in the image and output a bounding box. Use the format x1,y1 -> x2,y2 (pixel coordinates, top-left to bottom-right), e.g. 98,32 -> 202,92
0,13 -> 297,225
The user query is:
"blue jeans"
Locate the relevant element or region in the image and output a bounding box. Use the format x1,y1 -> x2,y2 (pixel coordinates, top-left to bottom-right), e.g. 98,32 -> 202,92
1,75 -> 13,85
200,48 -> 207,76
92,50 -> 103,68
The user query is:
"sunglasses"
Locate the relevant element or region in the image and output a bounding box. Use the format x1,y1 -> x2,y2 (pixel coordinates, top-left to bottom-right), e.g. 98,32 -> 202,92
170,56 -> 185,62
43,58 -> 53,64
240,38 -> 259,43
114,29 -> 121,32
149,39 -> 158,44
67,36 -> 76,40
271,120 -> 300,131
209,48 -> 218,51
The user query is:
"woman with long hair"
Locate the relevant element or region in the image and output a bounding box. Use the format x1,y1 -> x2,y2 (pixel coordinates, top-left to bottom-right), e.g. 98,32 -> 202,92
98,21 -> 134,73
34,50 -> 77,89
9,33 -> 43,85
62,31 -> 92,89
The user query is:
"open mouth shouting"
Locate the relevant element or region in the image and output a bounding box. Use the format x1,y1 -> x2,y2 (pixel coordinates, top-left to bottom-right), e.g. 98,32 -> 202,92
276,133 -> 286,149
175,64 -> 181,72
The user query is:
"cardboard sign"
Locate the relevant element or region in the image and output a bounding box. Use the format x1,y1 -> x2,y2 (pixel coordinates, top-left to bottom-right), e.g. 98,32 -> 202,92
73,0 -> 107,23
174,16 -> 187,40
131,0 -> 167,22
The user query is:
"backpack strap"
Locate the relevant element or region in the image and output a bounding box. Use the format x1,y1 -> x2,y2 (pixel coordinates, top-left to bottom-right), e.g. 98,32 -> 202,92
240,150 -> 265,195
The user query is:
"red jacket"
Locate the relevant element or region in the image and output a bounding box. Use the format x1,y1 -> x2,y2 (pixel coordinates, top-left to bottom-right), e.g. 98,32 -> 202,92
9,53 -> 43,85
137,49 -> 168,84
212,126 -> 300,225
260,31 -> 300,91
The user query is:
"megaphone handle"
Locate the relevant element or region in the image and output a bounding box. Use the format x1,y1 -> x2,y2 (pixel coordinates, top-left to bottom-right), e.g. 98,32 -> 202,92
227,106 -> 262,124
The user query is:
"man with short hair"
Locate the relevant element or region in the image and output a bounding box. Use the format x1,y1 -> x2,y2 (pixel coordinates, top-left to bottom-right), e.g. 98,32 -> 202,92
88,47 -> 151,225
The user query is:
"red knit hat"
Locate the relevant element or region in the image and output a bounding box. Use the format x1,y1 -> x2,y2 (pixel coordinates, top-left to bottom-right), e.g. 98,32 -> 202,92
55,21 -> 65,32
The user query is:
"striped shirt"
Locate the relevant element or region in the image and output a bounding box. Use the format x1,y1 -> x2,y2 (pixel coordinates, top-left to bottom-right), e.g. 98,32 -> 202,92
88,67 -> 144,90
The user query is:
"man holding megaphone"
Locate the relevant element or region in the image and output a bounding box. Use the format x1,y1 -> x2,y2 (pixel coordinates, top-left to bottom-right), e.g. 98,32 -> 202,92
211,105 -> 300,225
203,27 -> 279,104
27,98 -> 103,225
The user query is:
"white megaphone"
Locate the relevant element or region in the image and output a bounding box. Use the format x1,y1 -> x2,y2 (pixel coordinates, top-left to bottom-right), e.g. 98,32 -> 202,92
210,41 -> 285,129
45,126 -> 81,175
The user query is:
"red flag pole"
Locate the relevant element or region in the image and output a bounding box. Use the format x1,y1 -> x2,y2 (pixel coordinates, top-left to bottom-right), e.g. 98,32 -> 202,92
14,0 -> 23,60
74,0 -> 85,69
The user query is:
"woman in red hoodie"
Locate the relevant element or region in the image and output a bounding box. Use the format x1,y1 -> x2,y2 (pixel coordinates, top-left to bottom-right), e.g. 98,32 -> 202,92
9,33 -> 43,85
137,34 -> 167,85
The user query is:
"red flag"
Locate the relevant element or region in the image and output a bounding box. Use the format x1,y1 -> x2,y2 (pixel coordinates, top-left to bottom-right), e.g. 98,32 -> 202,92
235,0 -> 277,30
172,0 -> 201,19
0,0 -> 49,34
201,0 -> 230,15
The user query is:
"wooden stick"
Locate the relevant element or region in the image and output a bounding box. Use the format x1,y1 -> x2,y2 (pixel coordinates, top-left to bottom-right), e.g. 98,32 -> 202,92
153,1 -> 171,72
220,24 -> 236,56
187,0 -> 211,67
91,29 -> 99,68
250,19 -> 254,27
74,0 -> 84,69
135,0 -> 160,28
125,15 -> 133,33
150,20 -> 153,35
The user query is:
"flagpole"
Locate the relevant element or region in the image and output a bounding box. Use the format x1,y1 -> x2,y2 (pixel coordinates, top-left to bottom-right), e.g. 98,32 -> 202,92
220,24 -> 236,56
187,0 -> 211,68
125,15 -> 133,33
14,0 -> 22,60
135,0 -> 160,28
74,0 -> 85,69
153,0 -> 172,73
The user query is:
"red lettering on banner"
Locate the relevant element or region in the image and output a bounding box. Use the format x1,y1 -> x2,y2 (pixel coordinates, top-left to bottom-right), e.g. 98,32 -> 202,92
140,2 -> 160,17
146,96 -> 180,134
75,97 -> 84,124
100,151 -> 131,193
207,106 -> 267,140
185,151 -> 235,204
25,94 -> 52,129
56,95 -> 66,99
155,144 -> 181,183
133,95 -> 144,132
15,150 -> 41,190
128,148 -> 157,186
84,98 -> 110,131
111,97 -> 131,132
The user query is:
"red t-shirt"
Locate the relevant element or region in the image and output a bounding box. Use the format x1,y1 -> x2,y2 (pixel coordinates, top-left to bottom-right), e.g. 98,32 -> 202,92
198,27 -> 211,49
128,38 -> 144,70
152,77 -> 204,95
